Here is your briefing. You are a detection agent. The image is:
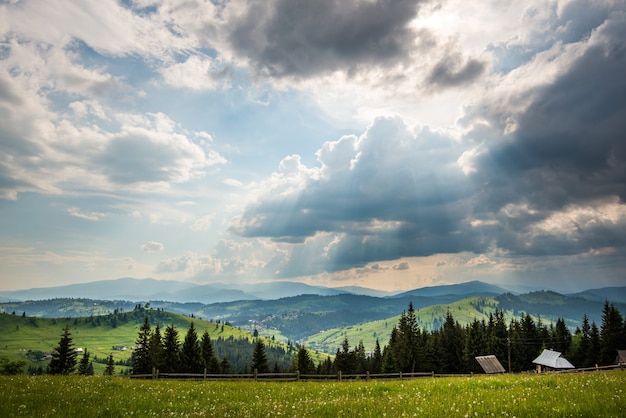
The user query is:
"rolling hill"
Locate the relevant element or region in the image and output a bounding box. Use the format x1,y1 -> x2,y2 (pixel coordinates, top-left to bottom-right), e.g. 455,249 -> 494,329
0,307 -> 310,374
3,280 -> 626,355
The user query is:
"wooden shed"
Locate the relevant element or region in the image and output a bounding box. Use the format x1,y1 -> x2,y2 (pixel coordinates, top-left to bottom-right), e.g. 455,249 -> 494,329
532,349 -> 575,373
475,355 -> 506,374
616,350 -> 626,365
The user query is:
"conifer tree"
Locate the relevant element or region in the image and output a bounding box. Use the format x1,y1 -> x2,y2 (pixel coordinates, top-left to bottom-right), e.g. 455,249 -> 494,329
219,356 -> 230,374
295,345 -> 315,374
572,314 -> 591,367
131,316 -> 152,375
77,348 -> 93,376
48,326 -> 77,375
550,318 -> 572,354
463,319 -> 487,371
440,310 -> 465,373
600,301 -> 624,365
251,339 -> 270,373
371,339 -> 383,373
588,321 -> 601,366
200,331 -> 219,373
487,310 -> 508,364
148,324 -> 165,372
162,324 -> 180,373
180,322 -> 203,373
104,353 -> 115,376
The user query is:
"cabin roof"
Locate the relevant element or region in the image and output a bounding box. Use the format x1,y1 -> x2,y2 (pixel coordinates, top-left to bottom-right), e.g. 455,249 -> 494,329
475,355 -> 506,374
532,349 -> 575,369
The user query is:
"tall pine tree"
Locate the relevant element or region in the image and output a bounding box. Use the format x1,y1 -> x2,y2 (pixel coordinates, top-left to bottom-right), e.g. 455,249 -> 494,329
251,339 -> 270,373
200,331 -> 219,373
104,353 -> 115,376
180,322 -> 203,373
162,324 -> 181,373
600,301 -> 624,365
131,316 -> 152,375
48,326 -> 77,375
148,324 -> 165,372
77,348 -> 93,376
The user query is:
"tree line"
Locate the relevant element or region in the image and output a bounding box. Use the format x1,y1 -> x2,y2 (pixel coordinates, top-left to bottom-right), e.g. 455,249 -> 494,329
4,301 -> 624,377
301,301 -> 626,375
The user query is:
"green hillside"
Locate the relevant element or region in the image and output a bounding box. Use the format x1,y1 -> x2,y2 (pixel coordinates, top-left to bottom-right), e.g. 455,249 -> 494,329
0,307 -> 292,374
303,296 -> 510,354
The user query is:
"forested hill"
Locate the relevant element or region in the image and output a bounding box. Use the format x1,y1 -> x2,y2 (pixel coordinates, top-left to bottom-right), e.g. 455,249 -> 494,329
1,290 -> 625,353
0,306 -> 306,374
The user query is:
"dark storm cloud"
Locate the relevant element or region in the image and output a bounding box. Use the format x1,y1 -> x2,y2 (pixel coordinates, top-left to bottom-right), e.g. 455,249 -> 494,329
466,12 -> 626,255
228,0 -> 427,78
426,55 -> 485,89
232,117 -> 491,274
475,15 -> 626,210
232,7 -> 626,275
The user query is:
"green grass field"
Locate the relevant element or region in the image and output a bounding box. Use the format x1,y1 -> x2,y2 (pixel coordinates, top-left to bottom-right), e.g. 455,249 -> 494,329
1,371 -> 624,417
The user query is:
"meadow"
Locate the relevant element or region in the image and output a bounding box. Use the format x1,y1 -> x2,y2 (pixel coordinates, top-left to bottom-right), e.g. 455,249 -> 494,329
1,371 -> 624,417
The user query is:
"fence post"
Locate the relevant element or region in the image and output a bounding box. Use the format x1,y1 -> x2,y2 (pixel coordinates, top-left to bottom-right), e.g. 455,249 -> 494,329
296,371 -> 300,381
399,371 -> 403,380
338,371 -> 342,382
152,367 -> 156,379
431,371 -> 435,378
203,368 -> 207,380
254,368 -> 258,381
366,371 -> 370,381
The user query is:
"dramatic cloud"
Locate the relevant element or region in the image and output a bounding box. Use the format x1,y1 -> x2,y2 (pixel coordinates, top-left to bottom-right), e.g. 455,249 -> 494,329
227,0 -> 426,78
1,0 -> 624,292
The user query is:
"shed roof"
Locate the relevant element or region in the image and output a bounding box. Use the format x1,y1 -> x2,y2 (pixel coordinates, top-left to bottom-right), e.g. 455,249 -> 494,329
475,355 -> 506,374
532,349 -> 575,369
617,350 -> 626,364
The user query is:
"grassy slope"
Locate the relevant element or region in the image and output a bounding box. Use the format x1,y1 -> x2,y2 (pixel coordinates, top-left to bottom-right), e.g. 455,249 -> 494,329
1,372 -> 624,417
303,296 -> 510,353
0,310 -> 265,374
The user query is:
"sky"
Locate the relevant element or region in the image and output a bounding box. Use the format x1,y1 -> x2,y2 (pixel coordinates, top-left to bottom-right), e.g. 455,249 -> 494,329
0,0 -> 625,293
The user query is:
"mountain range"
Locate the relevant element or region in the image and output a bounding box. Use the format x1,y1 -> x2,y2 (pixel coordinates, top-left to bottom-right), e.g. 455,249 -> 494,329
2,278 -> 626,355
0,278 -> 503,303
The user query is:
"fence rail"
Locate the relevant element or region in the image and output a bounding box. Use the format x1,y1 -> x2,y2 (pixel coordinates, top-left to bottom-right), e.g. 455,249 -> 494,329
128,364 -> 623,382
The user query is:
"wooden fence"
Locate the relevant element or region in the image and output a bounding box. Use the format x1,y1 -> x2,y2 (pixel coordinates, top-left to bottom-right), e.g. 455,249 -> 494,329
129,363 -> 625,382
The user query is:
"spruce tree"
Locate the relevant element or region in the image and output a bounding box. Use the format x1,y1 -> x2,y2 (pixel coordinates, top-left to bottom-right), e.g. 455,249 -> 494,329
371,339 -> 383,373
295,346 -> 314,374
148,324 -> 164,372
600,301 -> 624,365
219,356 -> 230,374
131,316 -> 152,375
162,325 -> 180,373
48,326 -> 77,375
588,321 -> 601,366
550,318 -> 572,354
463,319 -> 488,371
180,322 -> 203,373
104,353 -> 115,376
77,349 -> 93,376
251,339 -> 270,373
440,310 -> 465,373
200,331 -> 219,373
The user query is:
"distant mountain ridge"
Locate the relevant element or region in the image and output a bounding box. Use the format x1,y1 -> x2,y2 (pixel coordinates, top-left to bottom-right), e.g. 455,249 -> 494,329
393,280 -> 510,298
0,277 -> 351,303
1,277 -> 624,305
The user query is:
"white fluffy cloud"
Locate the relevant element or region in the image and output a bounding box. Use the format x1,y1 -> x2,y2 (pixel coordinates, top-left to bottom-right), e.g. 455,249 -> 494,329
141,241 -> 164,253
